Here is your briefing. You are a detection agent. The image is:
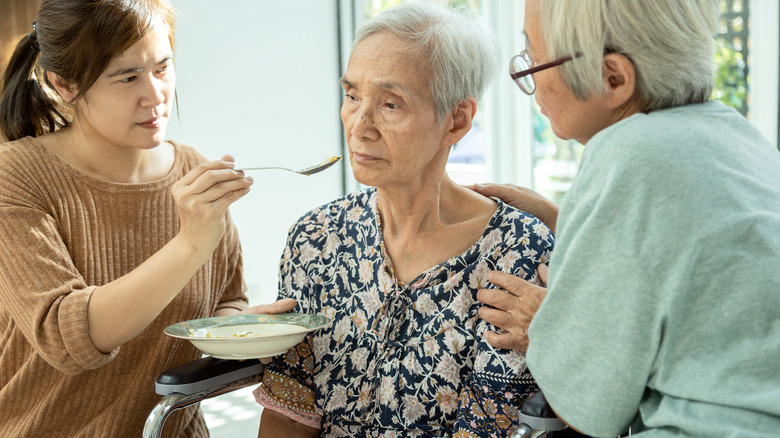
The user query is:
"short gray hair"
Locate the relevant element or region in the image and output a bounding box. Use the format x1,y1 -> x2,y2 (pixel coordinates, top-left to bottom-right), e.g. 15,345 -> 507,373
538,0 -> 719,112
353,1 -> 500,122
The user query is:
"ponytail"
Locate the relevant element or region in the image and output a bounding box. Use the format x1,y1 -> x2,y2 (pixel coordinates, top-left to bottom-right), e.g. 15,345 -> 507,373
1,30 -> 68,142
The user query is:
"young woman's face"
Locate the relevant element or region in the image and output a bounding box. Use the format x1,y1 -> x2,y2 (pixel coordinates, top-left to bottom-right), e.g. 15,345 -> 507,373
340,32 -> 453,189
73,19 -> 174,150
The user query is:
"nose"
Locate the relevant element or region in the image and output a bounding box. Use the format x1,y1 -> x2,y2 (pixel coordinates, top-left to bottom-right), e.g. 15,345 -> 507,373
141,75 -> 167,110
347,104 -> 380,142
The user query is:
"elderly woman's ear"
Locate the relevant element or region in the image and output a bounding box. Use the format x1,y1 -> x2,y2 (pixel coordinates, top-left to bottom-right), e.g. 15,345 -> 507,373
602,53 -> 643,112
445,97 -> 478,146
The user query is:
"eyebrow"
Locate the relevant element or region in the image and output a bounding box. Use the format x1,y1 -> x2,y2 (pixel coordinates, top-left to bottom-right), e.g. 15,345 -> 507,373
106,55 -> 173,78
340,76 -> 412,98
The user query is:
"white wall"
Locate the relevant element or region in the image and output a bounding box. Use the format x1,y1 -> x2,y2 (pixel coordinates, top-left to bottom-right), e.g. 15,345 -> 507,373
750,1 -> 779,147
167,1 -> 345,305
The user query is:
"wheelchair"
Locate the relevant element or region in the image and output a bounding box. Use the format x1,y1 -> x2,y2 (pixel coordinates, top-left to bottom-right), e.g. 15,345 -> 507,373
143,358 -> 567,438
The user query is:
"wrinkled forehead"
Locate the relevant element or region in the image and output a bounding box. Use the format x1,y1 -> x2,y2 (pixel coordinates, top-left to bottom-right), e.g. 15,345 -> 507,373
343,32 -> 432,100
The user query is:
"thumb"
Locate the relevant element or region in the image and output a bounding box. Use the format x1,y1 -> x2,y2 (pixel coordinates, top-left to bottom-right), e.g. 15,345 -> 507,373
537,264 -> 549,286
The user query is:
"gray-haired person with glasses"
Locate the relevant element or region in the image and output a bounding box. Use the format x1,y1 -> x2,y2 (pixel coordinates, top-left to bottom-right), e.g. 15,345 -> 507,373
474,0 -> 780,437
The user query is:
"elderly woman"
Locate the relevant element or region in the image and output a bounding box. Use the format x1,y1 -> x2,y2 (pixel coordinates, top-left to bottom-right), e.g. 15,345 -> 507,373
252,3 -> 571,437
476,0 -> 780,436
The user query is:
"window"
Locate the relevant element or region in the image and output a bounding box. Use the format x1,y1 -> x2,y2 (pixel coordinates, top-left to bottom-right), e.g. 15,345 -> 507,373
342,0 -> 779,197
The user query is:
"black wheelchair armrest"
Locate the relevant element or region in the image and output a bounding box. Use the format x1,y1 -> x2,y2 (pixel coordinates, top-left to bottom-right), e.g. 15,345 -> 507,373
155,356 -> 264,396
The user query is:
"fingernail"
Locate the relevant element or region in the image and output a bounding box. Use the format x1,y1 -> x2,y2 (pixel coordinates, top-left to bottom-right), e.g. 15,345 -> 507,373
487,271 -> 494,281
244,176 -> 253,182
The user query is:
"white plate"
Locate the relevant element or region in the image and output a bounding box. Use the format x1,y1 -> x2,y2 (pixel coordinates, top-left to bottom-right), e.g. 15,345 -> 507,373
164,313 -> 331,359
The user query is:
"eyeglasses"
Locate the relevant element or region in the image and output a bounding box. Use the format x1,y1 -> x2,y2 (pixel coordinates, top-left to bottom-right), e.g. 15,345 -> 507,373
509,50 -> 582,95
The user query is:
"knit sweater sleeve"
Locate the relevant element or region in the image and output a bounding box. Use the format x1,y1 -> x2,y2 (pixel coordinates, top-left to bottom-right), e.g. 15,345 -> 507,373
214,213 -> 248,313
0,142 -> 117,375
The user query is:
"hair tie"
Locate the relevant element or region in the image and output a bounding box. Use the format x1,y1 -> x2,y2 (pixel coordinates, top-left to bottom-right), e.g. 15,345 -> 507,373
29,21 -> 38,39
29,20 -> 39,48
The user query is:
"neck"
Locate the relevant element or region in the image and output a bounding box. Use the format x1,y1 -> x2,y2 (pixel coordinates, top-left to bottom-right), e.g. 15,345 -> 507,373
376,174 -> 459,240
43,125 -> 171,184
374,172 -> 497,284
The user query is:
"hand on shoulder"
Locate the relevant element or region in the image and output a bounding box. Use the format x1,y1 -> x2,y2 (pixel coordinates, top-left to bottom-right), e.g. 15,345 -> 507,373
469,183 -> 558,234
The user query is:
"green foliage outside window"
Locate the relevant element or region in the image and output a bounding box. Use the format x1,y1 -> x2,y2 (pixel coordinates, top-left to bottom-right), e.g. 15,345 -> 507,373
712,38 -> 748,115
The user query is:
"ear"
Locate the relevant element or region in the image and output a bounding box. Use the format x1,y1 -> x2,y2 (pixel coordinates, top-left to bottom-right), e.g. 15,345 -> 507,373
46,71 -> 79,103
601,53 -> 639,110
442,97 -> 477,147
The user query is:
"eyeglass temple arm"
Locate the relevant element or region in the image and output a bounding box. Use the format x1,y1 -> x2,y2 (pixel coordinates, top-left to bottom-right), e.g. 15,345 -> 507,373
510,56 -> 575,80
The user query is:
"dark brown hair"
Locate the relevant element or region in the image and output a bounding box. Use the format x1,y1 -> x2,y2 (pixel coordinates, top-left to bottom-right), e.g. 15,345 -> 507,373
0,0 -> 176,141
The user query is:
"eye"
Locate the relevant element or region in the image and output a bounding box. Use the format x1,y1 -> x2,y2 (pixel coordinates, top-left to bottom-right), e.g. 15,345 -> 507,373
119,76 -> 137,84
385,102 -> 399,110
344,92 -> 357,102
156,62 -> 172,75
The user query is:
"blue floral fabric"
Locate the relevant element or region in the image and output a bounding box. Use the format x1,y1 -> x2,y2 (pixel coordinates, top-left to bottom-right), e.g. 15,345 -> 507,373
259,188 -> 556,437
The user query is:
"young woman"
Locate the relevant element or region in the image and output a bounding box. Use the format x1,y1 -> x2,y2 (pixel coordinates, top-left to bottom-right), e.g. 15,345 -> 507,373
0,0 -> 292,436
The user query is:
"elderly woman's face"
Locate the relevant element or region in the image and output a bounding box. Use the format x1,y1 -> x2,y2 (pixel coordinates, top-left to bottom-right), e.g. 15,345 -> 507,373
340,32 -> 451,187
524,0 -> 614,144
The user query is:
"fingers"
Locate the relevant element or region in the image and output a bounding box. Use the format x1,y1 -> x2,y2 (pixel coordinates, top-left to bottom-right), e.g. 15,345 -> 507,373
537,264 -> 549,286
184,168 -> 251,202
478,304 -> 515,328
469,183 -> 559,233
258,298 -> 298,314
478,271 -> 545,318
477,287 -> 519,312
477,270 -> 547,353
469,183 -> 522,200
484,329 -> 529,352
171,157 -> 254,251
487,271 -> 528,297
173,159 -> 254,216
239,298 -> 298,315
176,157 -> 236,187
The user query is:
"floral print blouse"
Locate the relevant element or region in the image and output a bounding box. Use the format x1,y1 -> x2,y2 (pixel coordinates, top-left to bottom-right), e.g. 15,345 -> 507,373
254,188 -> 556,437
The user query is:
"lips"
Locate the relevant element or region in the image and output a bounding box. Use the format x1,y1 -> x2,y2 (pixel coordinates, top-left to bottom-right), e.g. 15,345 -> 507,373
351,151 -> 380,163
138,116 -> 164,129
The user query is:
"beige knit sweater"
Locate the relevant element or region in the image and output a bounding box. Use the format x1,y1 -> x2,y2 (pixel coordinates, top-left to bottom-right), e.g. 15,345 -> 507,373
0,137 -> 248,437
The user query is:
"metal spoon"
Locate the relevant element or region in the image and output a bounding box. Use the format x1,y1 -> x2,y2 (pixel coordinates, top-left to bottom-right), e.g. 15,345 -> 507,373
238,155 -> 342,176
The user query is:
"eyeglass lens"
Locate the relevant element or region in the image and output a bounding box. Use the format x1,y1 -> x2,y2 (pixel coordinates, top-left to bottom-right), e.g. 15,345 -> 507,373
510,54 -> 535,94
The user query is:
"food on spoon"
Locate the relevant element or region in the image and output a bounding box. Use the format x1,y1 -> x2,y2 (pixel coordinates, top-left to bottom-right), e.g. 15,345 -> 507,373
320,155 -> 342,166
